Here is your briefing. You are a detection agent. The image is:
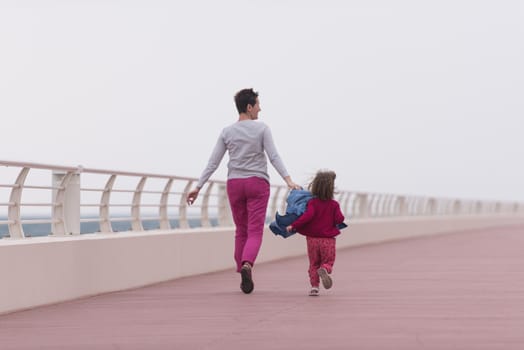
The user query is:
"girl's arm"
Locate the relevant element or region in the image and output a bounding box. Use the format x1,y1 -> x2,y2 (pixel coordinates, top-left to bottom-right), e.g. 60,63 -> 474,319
334,201 -> 345,224
290,202 -> 315,231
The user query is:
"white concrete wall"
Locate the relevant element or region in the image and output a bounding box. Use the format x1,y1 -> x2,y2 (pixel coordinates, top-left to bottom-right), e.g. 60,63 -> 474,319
2,214 -> 524,315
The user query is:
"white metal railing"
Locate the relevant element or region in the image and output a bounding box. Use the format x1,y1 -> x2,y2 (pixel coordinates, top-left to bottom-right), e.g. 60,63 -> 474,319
0,160 -> 522,239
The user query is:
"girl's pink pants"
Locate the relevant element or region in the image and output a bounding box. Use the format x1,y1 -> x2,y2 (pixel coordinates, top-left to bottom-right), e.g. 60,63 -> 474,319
227,177 -> 270,272
306,236 -> 336,287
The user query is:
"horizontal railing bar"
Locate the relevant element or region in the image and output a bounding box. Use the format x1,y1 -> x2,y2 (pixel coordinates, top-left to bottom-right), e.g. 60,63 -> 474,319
0,159 -> 225,183
19,219 -> 60,224
22,185 -> 61,190
163,204 -> 220,208
78,203 -> 220,208
81,167 -> 207,182
0,160 -> 77,172
108,217 -> 133,222
79,218 -> 100,223
78,217 -> 183,223
79,189 -> 219,197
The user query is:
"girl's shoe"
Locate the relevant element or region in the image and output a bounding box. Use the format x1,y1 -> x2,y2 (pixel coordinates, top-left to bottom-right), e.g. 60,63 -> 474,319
309,287 -> 320,296
240,263 -> 254,294
317,267 -> 333,289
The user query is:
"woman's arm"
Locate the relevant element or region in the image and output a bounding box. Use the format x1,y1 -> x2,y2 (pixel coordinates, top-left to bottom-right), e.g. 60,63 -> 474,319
186,133 -> 227,205
263,126 -> 300,189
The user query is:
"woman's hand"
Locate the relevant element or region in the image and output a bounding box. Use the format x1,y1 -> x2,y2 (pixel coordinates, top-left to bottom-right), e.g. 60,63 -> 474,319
186,188 -> 200,205
289,182 -> 301,190
284,176 -> 301,190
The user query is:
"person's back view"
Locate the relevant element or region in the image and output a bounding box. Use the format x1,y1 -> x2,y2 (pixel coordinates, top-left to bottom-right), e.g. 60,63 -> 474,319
220,120 -> 285,181
286,170 -> 345,296
186,88 -> 300,294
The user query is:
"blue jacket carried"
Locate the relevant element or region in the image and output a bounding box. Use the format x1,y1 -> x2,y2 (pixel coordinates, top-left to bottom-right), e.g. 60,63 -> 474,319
269,189 -> 347,238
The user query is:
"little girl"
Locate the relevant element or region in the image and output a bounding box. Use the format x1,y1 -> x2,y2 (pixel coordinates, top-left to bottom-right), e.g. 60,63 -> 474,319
286,170 -> 345,296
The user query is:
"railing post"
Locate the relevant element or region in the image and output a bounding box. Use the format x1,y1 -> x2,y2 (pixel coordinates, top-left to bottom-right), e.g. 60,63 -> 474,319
398,196 -> 408,216
341,192 -> 351,218
7,167 -> 30,239
376,194 -> 384,216
268,186 -> 283,219
100,175 -> 116,233
427,198 -> 436,215
131,177 -> 146,231
52,171 -> 81,235
358,193 -> 368,218
475,201 -> 482,214
384,194 -> 394,216
159,178 -> 174,230
201,182 -> 214,227
453,200 -> 462,214
179,180 -> 193,229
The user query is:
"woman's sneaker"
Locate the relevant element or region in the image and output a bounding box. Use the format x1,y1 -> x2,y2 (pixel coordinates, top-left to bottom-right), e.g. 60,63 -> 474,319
317,267 -> 333,289
309,287 -> 320,296
240,263 -> 254,294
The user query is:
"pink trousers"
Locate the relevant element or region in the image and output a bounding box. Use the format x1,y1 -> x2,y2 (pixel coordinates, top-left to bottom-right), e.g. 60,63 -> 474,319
306,236 -> 336,287
227,177 -> 270,272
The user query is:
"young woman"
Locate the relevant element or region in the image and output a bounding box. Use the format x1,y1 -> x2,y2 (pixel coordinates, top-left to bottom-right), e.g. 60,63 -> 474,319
186,88 -> 300,294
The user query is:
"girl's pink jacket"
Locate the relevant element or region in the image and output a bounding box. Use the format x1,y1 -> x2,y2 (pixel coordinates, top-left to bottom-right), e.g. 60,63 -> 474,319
290,198 -> 345,238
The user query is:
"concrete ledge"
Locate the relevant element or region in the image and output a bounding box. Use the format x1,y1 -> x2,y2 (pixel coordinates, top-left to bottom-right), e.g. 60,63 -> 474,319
2,214 -> 524,315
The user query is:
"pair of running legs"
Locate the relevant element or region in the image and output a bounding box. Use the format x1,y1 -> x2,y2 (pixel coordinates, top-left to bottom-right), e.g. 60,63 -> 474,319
237,262 -> 334,296
227,178 -> 336,295
307,236 -> 336,296
236,236 -> 336,296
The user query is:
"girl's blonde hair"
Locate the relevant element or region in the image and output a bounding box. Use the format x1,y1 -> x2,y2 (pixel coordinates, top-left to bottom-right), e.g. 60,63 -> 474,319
308,170 -> 336,200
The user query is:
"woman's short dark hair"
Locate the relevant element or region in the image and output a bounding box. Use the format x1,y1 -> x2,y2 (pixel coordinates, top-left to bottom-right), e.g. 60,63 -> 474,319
234,88 -> 258,114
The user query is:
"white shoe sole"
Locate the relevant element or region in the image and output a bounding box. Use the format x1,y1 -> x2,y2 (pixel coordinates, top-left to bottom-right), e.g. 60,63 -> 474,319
317,268 -> 332,289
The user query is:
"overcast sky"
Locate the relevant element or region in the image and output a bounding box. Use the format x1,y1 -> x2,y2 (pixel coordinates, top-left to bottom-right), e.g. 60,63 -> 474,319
1,0 -> 523,203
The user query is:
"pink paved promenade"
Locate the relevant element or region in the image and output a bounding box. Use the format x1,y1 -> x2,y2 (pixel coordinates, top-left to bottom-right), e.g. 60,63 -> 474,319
1,224 -> 524,350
